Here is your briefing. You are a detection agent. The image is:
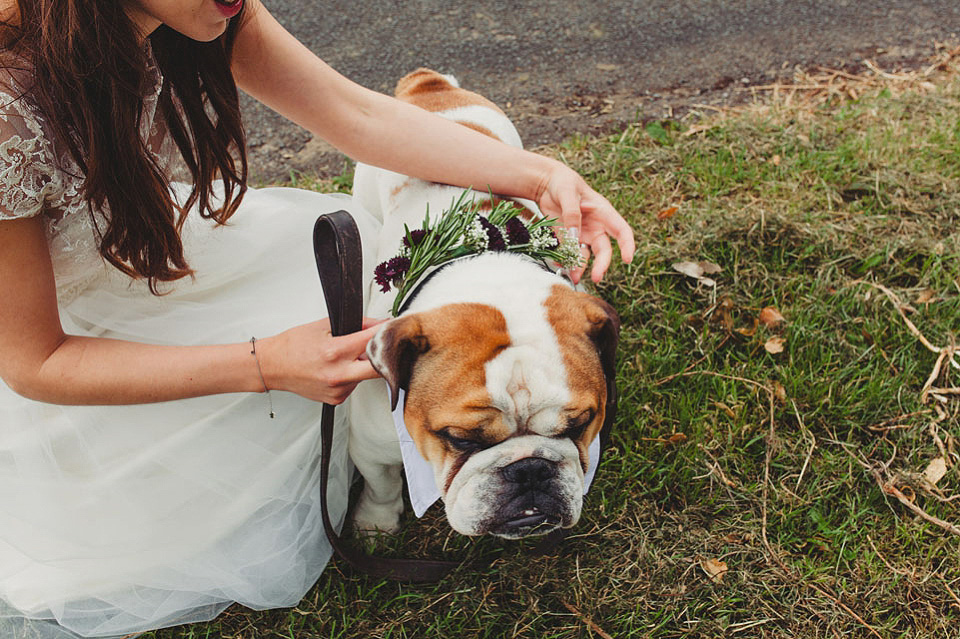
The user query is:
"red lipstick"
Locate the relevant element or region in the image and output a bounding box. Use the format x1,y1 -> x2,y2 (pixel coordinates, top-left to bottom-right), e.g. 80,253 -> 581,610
214,0 -> 243,18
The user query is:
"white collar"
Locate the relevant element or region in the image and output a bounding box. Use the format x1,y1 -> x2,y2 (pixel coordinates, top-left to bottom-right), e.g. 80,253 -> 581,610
389,384 -> 601,517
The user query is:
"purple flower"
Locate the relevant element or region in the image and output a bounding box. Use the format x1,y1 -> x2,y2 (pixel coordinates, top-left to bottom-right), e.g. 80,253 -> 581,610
373,263 -> 392,293
505,217 -> 530,246
478,216 -> 507,251
374,256 -> 411,293
403,229 -> 428,248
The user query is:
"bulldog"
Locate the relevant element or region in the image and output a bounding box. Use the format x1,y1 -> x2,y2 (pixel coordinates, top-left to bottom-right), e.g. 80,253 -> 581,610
349,69 -> 619,539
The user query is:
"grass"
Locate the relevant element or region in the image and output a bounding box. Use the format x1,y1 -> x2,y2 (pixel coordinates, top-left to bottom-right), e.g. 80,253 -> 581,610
150,52 -> 960,638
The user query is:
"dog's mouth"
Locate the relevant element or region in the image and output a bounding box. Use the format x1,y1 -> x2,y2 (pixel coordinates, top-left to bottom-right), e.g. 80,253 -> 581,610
479,458 -> 574,538
490,507 -> 563,539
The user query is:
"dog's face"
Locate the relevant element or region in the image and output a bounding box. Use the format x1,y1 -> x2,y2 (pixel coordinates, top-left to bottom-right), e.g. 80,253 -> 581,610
367,284 -> 618,538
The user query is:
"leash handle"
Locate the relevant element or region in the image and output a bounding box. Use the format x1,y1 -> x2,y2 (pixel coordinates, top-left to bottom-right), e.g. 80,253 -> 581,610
313,211 -> 462,582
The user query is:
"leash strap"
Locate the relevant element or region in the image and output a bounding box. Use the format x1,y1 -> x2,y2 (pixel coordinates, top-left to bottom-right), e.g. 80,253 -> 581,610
312,211 -> 463,582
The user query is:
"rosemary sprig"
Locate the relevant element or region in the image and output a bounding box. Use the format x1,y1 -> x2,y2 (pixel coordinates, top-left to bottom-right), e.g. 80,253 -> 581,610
375,192 -> 583,316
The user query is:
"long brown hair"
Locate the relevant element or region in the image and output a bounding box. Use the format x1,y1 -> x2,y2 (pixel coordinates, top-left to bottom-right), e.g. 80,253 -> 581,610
2,1 -> 248,293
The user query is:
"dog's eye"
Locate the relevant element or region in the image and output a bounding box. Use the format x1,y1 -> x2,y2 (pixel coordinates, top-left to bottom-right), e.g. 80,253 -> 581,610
560,409 -> 595,440
439,431 -> 488,453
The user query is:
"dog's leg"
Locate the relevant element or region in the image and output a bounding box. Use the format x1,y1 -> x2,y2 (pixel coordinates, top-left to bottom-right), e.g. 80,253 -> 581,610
351,459 -> 405,534
348,379 -> 405,534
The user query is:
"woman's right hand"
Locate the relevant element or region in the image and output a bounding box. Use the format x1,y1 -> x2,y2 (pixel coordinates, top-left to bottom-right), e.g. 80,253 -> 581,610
257,317 -> 385,405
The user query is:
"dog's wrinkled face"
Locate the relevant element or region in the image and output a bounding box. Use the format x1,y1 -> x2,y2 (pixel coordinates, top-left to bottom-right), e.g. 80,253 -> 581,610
368,284 -> 619,538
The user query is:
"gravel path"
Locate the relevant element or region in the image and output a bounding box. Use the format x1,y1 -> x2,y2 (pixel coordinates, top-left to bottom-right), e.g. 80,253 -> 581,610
246,0 -> 960,181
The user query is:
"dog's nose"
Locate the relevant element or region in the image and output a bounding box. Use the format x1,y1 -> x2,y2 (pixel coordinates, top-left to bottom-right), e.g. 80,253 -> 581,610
500,457 -> 558,486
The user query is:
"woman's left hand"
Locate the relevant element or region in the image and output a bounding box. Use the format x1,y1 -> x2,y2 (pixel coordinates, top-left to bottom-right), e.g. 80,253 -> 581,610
535,162 -> 636,284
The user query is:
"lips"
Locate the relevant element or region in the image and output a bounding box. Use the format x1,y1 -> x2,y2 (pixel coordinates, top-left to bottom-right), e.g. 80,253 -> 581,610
214,0 -> 243,18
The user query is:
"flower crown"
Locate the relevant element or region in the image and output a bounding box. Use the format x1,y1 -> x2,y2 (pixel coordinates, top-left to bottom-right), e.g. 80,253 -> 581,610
375,192 -> 584,317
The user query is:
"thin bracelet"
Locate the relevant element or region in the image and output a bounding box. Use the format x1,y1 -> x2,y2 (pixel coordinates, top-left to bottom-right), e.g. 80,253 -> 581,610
249,337 -> 275,419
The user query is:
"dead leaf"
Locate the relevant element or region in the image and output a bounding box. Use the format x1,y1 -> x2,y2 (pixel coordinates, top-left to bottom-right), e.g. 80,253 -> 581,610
657,205 -> 679,220
915,289 -> 936,305
713,296 -> 734,331
771,154 -> 781,166
672,261 -> 703,278
735,319 -> 758,337
764,336 -> 785,354
672,261 -> 717,287
924,457 -> 948,486
758,306 -> 785,327
667,432 -> 688,445
771,380 -> 787,402
699,261 -> 723,275
701,558 -> 729,583
713,401 -> 736,419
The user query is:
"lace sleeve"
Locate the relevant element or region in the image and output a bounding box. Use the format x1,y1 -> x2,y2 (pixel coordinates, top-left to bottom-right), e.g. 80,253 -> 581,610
0,87 -> 62,220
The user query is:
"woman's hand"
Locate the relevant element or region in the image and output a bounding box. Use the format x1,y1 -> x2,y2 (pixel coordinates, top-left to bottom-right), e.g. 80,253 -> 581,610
535,161 -> 636,284
257,317 -> 385,405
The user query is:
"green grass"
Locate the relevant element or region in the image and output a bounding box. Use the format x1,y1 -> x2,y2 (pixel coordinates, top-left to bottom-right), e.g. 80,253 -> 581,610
150,66 -> 960,638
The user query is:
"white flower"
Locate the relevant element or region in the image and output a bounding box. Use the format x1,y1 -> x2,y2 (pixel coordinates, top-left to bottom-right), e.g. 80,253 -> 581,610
530,225 -> 558,251
557,229 -> 585,267
463,217 -> 489,250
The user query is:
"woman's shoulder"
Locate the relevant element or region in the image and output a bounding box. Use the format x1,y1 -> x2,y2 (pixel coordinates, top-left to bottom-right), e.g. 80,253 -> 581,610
0,51 -> 64,220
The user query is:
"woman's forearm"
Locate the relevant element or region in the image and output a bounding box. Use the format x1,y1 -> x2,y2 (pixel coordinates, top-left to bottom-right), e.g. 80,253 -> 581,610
17,335 -> 264,405
1,216 -> 380,407
336,95 -> 556,200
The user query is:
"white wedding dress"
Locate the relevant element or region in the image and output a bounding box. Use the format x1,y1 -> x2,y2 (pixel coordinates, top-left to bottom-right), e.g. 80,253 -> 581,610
0,53 -> 380,638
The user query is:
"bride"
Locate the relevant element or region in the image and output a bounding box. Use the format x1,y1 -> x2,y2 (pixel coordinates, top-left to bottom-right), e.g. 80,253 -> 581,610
0,0 -> 635,637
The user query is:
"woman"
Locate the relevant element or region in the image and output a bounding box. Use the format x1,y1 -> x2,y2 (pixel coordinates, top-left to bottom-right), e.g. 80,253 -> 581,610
0,1 -> 636,637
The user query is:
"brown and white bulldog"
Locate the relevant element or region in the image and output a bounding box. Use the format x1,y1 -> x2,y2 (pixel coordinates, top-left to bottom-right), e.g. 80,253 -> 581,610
349,69 -> 618,539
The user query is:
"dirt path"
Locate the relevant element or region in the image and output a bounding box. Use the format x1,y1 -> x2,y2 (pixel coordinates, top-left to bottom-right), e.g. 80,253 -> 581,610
245,0 -> 960,181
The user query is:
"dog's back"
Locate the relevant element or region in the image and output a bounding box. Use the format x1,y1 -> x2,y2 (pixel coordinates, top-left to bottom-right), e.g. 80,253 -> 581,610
352,69 -> 524,229
392,69 -> 521,147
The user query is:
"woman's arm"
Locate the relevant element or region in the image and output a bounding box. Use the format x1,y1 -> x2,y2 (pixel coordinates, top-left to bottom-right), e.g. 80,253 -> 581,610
231,1 -> 635,282
0,216 -> 378,405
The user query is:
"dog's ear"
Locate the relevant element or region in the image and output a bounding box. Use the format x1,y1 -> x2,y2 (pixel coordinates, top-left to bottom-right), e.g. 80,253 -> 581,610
582,295 -> 620,380
581,295 -> 621,447
367,315 -> 431,410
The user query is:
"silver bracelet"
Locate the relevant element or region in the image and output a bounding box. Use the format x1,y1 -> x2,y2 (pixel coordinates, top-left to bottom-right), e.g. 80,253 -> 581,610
249,337 -> 275,419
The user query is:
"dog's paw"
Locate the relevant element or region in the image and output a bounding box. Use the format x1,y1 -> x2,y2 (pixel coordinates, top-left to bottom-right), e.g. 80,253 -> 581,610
352,493 -> 403,535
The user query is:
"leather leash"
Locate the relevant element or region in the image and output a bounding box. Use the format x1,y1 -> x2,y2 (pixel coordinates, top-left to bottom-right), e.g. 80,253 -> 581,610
312,211 -> 463,582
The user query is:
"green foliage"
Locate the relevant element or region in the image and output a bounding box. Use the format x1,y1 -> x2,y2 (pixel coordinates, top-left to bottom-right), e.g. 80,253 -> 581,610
375,193 -> 579,316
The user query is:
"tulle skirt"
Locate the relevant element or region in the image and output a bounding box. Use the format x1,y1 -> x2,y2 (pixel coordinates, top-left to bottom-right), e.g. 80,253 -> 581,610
0,186 -> 381,638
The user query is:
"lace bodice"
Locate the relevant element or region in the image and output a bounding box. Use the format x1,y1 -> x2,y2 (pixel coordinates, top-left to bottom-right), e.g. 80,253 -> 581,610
0,50 -> 175,304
